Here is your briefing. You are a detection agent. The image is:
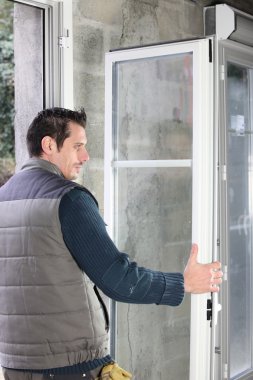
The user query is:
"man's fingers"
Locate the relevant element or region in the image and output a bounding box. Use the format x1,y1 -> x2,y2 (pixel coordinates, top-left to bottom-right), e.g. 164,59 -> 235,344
212,260 -> 222,270
210,262 -> 223,281
210,284 -> 220,292
211,270 -> 223,280
210,270 -> 223,294
212,277 -> 223,285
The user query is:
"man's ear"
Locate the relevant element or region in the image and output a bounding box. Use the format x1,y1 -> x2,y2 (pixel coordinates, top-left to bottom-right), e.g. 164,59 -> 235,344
41,136 -> 56,155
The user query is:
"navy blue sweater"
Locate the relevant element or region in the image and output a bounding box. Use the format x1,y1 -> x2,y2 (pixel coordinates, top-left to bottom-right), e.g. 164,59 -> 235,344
60,188 -> 184,307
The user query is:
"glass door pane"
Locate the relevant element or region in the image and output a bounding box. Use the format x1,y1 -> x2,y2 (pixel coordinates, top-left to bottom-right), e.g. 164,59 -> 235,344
115,167 -> 192,380
115,54 -> 193,161
226,60 -> 253,379
113,52 -> 193,380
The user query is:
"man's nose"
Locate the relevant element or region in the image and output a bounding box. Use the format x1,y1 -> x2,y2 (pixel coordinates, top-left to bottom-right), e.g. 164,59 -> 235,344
80,148 -> 89,162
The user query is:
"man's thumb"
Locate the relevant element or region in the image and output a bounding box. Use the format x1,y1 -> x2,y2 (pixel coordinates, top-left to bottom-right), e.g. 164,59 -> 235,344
189,243 -> 198,263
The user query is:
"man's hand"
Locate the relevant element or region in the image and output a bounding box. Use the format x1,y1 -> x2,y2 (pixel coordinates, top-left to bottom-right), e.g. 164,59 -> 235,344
184,243 -> 223,294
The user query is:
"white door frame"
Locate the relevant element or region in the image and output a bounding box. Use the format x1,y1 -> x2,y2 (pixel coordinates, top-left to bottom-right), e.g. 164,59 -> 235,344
104,38 -> 216,380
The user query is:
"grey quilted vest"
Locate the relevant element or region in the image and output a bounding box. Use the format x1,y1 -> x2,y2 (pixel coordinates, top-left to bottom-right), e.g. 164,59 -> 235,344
0,158 -> 109,370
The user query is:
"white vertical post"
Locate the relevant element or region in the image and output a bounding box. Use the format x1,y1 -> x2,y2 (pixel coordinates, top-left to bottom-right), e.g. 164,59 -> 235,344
60,0 -> 73,108
190,38 -> 214,380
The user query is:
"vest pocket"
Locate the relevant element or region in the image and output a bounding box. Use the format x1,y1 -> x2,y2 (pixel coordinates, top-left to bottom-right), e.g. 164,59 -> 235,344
93,285 -> 110,332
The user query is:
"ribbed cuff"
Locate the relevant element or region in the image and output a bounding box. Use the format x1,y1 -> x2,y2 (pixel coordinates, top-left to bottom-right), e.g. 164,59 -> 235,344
157,272 -> 185,306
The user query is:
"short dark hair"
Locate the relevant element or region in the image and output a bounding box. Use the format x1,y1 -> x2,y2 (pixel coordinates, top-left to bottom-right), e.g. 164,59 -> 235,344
26,107 -> 87,157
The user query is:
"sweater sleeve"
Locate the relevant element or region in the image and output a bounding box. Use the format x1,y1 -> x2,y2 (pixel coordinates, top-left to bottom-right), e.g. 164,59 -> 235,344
59,188 -> 185,307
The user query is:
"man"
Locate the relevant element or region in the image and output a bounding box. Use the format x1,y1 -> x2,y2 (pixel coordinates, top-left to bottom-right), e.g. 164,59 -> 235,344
0,108 -> 223,380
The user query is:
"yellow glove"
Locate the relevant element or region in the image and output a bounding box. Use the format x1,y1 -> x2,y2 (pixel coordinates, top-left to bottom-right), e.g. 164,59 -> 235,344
100,363 -> 132,380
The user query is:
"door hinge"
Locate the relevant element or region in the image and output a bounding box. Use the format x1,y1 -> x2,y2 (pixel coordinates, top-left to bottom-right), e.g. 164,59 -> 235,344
215,346 -> 221,354
58,30 -> 70,48
207,297 -> 222,326
220,64 -> 225,81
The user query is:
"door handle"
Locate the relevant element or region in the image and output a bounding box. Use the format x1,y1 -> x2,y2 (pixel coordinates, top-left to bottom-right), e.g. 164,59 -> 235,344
206,293 -> 222,326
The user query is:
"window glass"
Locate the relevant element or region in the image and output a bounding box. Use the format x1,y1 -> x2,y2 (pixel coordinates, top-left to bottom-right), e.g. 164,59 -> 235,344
114,54 -> 193,161
227,62 -> 253,377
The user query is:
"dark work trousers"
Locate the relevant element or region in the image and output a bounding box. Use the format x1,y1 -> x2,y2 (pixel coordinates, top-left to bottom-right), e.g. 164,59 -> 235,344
2,365 -> 104,380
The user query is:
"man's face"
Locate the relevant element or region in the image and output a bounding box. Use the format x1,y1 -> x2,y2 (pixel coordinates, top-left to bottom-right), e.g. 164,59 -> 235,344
49,122 -> 89,180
